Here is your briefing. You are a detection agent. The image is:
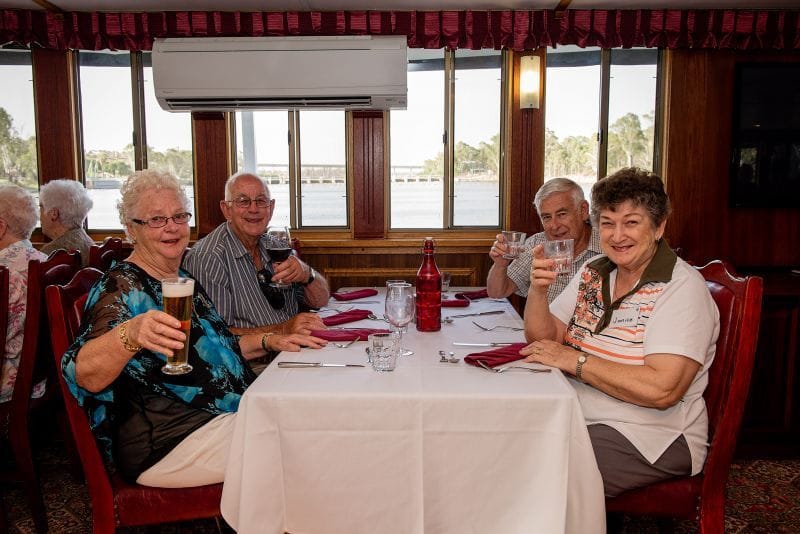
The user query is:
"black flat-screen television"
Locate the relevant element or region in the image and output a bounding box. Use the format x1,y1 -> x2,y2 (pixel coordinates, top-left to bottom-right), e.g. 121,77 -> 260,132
730,62 -> 800,208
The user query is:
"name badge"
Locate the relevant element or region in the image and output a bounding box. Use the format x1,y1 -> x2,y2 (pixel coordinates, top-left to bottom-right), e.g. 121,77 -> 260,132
610,307 -> 639,328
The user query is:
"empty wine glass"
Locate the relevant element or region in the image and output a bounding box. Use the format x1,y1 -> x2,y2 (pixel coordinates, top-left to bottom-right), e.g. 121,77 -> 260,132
385,282 -> 415,356
266,226 -> 292,289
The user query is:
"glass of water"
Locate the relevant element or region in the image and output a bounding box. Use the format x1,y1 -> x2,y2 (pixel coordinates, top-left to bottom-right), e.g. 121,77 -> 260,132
385,282 -> 415,356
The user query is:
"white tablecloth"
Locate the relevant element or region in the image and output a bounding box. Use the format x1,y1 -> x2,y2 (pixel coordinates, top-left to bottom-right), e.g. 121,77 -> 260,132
221,290 -> 605,534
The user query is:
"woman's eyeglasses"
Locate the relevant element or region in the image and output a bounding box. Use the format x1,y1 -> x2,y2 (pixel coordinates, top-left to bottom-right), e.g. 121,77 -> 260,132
131,212 -> 192,228
228,196 -> 273,209
257,268 -> 286,310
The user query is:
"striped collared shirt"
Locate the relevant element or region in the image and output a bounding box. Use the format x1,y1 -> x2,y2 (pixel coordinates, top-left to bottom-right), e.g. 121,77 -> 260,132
182,222 -> 306,329
506,225 -> 602,303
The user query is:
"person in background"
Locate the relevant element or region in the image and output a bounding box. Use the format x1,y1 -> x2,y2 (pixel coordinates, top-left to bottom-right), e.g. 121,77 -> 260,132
61,170 -> 325,487
0,184 -> 48,404
521,167 -> 719,497
39,178 -> 95,266
487,177 -> 602,303
183,172 -> 330,337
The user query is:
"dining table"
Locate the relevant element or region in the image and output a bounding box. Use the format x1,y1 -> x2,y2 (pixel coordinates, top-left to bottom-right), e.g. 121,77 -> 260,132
220,288 -> 605,534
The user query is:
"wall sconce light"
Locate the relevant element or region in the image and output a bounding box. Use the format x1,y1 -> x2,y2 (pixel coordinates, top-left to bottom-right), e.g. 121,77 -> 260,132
519,55 -> 541,110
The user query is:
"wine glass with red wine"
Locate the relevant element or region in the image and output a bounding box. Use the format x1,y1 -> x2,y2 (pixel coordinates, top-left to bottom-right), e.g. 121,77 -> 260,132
265,226 -> 293,289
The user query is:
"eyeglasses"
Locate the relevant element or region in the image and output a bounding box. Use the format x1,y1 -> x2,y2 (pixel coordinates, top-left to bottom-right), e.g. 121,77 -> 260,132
256,268 -> 286,310
228,196 -> 273,209
131,212 -> 192,228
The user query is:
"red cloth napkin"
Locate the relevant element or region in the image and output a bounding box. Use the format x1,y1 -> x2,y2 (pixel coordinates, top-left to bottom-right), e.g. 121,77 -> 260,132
310,328 -> 390,342
464,343 -> 528,368
441,298 -> 469,308
331,288 -> 379,301
322,309 -> 372,326
455,288 -> 489,301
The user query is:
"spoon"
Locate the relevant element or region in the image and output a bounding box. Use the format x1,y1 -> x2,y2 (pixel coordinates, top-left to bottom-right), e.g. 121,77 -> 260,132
442,317 -> 454,324
332,338 -> 357,349
367,313 -> 389,322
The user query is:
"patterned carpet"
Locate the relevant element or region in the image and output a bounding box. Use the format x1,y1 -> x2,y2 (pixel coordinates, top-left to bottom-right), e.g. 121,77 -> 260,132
3,436 -> 800,533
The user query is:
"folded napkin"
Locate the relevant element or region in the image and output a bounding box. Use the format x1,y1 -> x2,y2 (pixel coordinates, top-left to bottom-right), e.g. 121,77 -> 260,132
464,343 -> 528,368
455,288 -> 489,301
441,298 -> 470,308
310,328 -> 390,342
322,309 -> 372,326
331,288 -> 379,301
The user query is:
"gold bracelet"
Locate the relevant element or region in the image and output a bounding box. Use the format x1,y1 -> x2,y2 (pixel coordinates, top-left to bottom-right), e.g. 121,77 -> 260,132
261,332 -> 276,353
118,321 -> 141,353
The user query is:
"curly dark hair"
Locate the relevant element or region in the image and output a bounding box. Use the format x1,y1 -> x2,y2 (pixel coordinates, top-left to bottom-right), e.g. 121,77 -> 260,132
590,167 -> 671,226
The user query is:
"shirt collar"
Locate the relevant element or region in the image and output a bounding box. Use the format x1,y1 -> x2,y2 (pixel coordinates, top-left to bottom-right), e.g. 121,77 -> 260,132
586,239 -> 677,333
222,222 -> 253,260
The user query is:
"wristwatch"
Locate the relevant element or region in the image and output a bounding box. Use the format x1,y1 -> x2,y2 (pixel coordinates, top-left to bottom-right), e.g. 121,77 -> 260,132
576,353 -> 588,382
300,268 -> 316,287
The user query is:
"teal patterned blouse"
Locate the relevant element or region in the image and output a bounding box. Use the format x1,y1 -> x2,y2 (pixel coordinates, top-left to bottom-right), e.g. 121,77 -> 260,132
61,261 -> 255,471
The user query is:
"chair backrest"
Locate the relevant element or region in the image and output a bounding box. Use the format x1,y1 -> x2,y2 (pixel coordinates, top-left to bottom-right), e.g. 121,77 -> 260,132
696,260 -> 763,491
12,249 -> 81,412
88,237 -> 124,271
45,267 -> 116,525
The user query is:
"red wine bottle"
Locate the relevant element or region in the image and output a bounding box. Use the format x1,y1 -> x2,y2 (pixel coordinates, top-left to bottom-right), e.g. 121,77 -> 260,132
415,237 -> 441,332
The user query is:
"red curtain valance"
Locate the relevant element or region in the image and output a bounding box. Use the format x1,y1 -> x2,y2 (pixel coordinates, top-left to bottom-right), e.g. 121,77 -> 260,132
2,9 -> 799,51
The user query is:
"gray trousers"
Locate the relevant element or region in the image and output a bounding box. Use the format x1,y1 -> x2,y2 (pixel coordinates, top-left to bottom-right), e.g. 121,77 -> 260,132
588,424 -> 692,497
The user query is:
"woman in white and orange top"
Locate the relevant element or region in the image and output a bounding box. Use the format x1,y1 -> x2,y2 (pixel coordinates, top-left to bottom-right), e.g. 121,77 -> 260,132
521,167 -> 719,498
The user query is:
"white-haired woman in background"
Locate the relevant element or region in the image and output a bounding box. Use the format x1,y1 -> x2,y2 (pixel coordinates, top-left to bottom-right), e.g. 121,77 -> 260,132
39,178 -> 95,266
0,183 -> 47,404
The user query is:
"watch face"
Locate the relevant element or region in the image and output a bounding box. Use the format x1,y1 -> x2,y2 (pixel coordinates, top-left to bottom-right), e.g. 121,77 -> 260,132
578,354 -> 587,363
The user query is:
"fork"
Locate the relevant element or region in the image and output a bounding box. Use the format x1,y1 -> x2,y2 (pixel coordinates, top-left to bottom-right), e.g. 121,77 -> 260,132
476,360 -> 551,374
332,338 -> 357,349
367,313 -> 389,322
471,321 -> 524,332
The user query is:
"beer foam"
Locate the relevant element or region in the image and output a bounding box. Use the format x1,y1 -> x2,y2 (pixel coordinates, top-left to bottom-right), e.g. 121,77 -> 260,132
162,278 -> 194,297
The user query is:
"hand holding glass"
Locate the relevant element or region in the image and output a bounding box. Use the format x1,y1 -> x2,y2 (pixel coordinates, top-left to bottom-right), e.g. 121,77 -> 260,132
266,226 -> 293,289
502,231 -> 527,259
385,282 -> 415,356
543,238 -> 574,275
161,277 -> 194,375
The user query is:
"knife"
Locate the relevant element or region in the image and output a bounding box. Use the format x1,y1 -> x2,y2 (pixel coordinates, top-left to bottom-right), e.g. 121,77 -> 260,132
446,310 -> 506,319
278,361 -> 365,368
452,342 -> 514,347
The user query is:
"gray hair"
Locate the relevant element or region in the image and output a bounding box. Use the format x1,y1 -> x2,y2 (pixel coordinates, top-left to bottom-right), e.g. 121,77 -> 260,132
533,177 -> 585,213
0,184 -> 39,240
39,179 -> 93,228
117,170 -> 191,240
224,172 -> 271,201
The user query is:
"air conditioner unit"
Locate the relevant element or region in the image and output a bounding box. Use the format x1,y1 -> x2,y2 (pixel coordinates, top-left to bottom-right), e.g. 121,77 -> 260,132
152,36 -> 407,112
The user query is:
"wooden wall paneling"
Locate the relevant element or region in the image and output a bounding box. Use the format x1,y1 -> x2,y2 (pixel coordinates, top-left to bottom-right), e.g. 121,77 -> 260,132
191,112 -> 232,237
507,50 -> 545,237
32,48 -> 79,182
662,49 -> 800,268
352,111 -> 385,239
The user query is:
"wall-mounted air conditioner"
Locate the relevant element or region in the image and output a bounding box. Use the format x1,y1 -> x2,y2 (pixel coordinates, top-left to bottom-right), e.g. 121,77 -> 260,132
152,35 -> 407,112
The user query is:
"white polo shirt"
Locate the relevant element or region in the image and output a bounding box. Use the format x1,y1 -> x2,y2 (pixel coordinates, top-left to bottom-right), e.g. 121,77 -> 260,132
551,245 -> 719,475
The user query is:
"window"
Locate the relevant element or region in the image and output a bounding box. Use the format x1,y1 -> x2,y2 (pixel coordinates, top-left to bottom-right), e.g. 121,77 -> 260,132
235,110 -> 347,229
544,47 -> 659,198
79,51 -> 195,229
390,49 -> 504,229
0,47 -> 38,190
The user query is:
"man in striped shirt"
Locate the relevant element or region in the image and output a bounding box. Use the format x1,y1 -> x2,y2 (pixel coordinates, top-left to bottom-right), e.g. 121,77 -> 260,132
183,173 -> 330,337
487,177 -> 601,304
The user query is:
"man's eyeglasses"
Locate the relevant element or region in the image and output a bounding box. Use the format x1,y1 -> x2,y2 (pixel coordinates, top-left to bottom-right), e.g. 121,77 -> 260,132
131,212 -> 192,229
228,196 -> 273,209
257,268 -> 286,310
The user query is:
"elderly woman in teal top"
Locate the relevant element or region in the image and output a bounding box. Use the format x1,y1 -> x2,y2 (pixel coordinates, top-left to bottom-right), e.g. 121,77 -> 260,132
62,169 -> 325,487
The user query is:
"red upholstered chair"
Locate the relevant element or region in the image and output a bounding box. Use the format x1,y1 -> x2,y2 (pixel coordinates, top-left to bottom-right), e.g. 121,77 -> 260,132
46,268 -> 224,533
605,260 -> 764,534
0,249 -> 81,533
88,237 -> 124,271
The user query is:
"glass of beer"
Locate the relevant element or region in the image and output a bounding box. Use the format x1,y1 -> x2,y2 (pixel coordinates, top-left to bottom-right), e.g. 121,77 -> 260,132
161,277 -> 194,375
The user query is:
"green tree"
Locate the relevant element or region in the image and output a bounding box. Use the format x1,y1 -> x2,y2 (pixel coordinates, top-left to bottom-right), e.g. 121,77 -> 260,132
608,112 -> 647,169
